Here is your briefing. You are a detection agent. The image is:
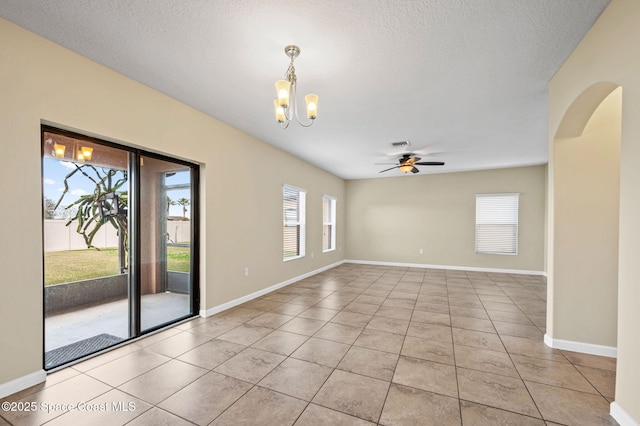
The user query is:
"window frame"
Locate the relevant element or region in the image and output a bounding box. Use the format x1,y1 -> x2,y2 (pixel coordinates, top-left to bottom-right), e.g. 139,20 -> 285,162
475,192 -> 519,255
322,195 -> 337,252
283,184 -> 306,261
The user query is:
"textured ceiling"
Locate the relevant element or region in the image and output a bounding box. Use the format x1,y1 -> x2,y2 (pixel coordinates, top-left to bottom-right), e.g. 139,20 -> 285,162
0,0 -> 610,179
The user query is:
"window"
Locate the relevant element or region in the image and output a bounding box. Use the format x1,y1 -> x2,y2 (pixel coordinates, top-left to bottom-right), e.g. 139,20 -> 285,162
323,195 -> 336,252
283,185 -> 306,260
475,193 -> 519,255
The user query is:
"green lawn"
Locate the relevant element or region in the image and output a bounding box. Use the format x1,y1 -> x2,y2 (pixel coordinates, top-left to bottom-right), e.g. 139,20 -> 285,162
45,247 -> 191,285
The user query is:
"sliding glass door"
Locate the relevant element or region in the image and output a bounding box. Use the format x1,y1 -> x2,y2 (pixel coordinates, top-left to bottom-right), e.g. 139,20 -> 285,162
42,126 -> 199,369
139,155 -> 196,332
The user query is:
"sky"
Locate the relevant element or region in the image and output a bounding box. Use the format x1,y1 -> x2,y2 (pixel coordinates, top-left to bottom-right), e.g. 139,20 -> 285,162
43,158 -> 191,218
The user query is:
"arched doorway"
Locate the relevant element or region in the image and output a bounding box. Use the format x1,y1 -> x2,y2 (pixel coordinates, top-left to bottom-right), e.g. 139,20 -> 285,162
547,82 -> 621,356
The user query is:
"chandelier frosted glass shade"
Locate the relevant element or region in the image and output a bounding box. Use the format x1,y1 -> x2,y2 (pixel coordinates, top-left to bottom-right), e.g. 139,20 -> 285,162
273,45 -> 318,128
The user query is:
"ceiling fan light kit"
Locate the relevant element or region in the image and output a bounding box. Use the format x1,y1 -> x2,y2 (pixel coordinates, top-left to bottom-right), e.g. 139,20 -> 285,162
274,45 -> 318,129
378,153 -> 445,174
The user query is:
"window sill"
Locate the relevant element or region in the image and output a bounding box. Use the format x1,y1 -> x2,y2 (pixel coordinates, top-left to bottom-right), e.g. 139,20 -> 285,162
283,255 -> 305,262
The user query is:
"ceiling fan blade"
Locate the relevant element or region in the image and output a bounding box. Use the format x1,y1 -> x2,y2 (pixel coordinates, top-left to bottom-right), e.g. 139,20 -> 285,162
379,165 -> 400,173
411,167 -> 420,173
411,157 -> 421,163
414,161 -> 445,166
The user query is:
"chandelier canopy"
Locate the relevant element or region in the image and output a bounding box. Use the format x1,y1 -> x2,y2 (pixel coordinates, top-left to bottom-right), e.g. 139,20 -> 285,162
274,45 -> 318,128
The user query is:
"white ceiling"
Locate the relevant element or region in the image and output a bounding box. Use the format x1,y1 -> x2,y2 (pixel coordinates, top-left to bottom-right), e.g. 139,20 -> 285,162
0,0 -> 610,179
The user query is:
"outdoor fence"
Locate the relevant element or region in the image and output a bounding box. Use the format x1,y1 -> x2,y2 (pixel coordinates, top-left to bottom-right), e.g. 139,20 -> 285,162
43,220 -> 191,252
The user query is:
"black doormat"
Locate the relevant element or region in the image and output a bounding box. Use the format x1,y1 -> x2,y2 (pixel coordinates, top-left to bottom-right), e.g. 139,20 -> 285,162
45,333 -> 124,369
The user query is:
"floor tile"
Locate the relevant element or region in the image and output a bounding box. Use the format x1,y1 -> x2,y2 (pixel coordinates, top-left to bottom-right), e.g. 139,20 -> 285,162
575,365 -> 616,398
279,317 -> 327,336
486,309 -> 534,325
414,301 -> 450,314
452,328 -> 505,352
375,306 -> 413,321
338,346 -> 399,381
211,386 -> 307,425
158,371 -> 251,425
251,330 -> 309,356
145,331 -> 212,358
407,322 -> 452,343
343,302 -> 380,315
401,335 -> 454,365
511,354 -> 598,394
500,335 -> 568,363
562,350 -> 617,371
450,316 -> 496,333
353,295 -> 386,306
353,328 -> 405,354
454,345 -> 518,377
0,374 -> 112,425
291,337 -> 351,367
213,347 -> 285,383
259,357 -> 332,401
295,403 -> 375,425
247,312 -> 295,329
379,383 -> 461,426
314,322 -> 363,344
270,302 -> 310,316
245,299 -> 284,312
298,306 -> 340,321
411,310 -> 451,326
45,389 -> 151,426
460,400 -> 545,426
72,342 -> 145,372
312,369 -> 389,423
219,307 -> 265,322
457,367 -> 540,418
216,324 -> 274,346
525,381 -> 618,425
381,297 -> 416,310
366,316 -> 410,335
492,321 -> 543,340
448,306 -> 489,319
124,407 -> 194,426
393,356 -> 458,398
85,349 -> 171,387
331,311 -> 373,327
118,359 -> 207,405
176,338 -> 246,370
482,300 -> 523,312
188,318 -> 242,338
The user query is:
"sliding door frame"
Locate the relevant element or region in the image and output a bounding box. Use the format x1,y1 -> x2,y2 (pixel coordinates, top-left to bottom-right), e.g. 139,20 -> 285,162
41,125 -> 200,369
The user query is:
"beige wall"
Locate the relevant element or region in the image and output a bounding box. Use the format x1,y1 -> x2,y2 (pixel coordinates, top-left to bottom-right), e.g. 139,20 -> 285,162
553,88 -> 620,347
0,18 -> 345,385
548,0 -> 640,421
345,166 -> 546,272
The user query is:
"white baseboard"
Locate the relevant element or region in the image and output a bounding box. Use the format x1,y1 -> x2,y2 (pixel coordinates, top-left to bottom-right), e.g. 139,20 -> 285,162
199,260 -> 345,317
544,333 -> 617,358
611,402 -> 639,426
344,259 -> 545,276
0,370 -> 46,399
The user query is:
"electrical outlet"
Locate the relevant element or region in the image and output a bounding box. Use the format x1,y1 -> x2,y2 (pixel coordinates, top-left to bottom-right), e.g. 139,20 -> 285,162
311,252 -> 314,259
244,267 -> 249,276
419,248 -> 424,255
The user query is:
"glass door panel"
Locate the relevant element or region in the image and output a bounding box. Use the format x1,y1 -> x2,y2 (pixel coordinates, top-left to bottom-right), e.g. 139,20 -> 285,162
42,131 -> 130,369
139,156 -> 194,331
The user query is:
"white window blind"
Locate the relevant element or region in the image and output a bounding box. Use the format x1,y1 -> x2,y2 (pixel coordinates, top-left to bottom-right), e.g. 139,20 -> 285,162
475,193 -> 519,255
323,195 -> 336,252
283,185 -> 306,260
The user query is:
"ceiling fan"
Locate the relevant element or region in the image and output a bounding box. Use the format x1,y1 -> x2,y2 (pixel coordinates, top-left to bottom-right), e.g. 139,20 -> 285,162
378,153 -> 445,174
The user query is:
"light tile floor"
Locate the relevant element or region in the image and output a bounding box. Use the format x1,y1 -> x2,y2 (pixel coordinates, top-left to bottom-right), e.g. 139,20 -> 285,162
1,264 -> 618,425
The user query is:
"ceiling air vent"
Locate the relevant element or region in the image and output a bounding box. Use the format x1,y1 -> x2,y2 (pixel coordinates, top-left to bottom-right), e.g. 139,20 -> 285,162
391,140 -> 410,148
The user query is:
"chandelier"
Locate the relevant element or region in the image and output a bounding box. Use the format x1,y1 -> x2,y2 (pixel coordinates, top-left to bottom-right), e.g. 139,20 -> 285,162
274,45 -> 318,128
